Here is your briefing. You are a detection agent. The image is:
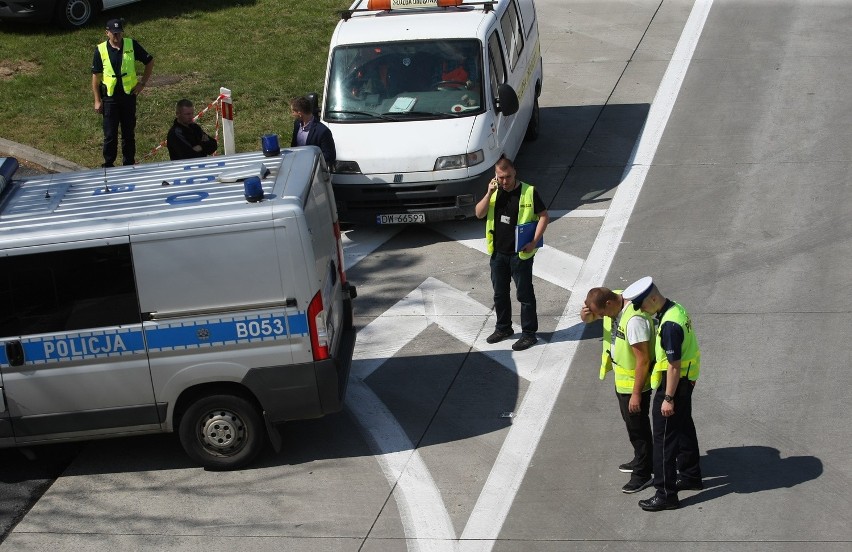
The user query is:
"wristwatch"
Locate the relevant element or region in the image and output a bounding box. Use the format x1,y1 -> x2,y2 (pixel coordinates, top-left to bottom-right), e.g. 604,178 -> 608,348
663,394 -> 674,403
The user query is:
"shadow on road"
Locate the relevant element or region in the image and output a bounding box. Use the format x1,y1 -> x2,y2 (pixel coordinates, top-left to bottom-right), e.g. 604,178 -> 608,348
681,446 -> 823,507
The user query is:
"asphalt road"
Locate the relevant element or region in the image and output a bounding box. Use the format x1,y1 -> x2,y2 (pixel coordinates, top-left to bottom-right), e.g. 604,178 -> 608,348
1,0 -> 850,550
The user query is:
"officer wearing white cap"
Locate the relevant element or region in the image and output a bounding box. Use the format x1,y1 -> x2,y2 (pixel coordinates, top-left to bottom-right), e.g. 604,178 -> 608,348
91,18 -> 154,167
623,277 -> 702,511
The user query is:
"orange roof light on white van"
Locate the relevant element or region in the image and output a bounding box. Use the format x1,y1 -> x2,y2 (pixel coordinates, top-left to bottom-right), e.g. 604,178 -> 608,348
366,0 -> 464,10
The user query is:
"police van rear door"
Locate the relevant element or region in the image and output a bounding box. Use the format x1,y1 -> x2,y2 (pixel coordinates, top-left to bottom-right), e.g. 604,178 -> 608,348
279,150 -> 353,408
305,162 -> 346,360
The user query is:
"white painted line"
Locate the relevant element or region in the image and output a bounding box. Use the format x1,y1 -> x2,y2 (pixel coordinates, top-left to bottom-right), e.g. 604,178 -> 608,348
352,287 -> 429,379
459,1 -> 715,548
419,277 -> 547,382
347,378 -> 457,552
550,209 -> 607,218
433,221 -> 584,291
343,214 -> 602,288
342,226 -> 402,269
348,277 -> 553,549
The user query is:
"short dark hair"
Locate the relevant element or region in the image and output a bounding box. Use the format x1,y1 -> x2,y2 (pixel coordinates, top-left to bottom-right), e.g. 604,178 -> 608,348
290,96 -> 312,114
495,154 -> 514,171
585,287 -> 619,310
176,98 -> 193,110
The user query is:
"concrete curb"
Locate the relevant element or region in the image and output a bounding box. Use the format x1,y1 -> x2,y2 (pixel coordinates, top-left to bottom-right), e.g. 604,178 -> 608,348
0,137 -> 88,173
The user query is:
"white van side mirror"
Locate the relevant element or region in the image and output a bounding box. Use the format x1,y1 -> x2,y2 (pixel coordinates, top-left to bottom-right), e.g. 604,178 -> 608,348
495,84 -> 519,116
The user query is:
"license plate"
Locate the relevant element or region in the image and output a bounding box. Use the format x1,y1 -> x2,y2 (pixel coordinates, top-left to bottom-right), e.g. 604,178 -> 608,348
376,213 -> 426,224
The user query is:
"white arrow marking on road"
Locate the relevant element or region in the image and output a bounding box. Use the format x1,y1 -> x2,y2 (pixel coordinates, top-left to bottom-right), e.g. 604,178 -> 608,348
347,277 -> 552,549
353,277 -> 547,383
433,217 -> 584,291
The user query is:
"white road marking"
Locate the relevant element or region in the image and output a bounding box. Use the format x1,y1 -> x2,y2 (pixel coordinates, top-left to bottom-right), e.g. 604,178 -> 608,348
347,277 -> 549,549
432,220 -> 584,291
343,212 -> 602,289
347,378 -> 457,552
342,226 -> 402,269
460,0 -> 715,548
349,284 -> 456,551
553,209 -> 607,218
343,0 -> 713,547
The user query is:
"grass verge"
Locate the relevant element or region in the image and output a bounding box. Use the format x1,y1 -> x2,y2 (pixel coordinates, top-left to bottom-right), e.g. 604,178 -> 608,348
0,0 -> 348,168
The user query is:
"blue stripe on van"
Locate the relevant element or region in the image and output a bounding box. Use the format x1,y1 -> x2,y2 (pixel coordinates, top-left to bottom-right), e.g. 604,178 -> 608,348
287,312 -> 309,335
144,311 -> 309,352
13,329 -> 147,365
0,312 -> 310,366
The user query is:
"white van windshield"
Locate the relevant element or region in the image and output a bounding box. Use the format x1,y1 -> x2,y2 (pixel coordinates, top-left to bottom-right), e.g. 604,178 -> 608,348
325,39 -> 484,122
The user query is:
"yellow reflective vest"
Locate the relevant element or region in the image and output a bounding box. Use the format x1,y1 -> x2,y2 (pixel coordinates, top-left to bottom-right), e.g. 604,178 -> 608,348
485,182 -> 539,260
651,301 -> 700,388
600,293 -> 654,394
98,38 -> 138,96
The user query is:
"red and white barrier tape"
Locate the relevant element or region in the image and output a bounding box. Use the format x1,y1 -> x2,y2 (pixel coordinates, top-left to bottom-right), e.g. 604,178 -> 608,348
143,93 -> 228,160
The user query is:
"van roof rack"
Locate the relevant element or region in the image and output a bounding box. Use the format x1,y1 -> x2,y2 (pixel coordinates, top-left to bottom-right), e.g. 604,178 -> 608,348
341,0 -> 495,22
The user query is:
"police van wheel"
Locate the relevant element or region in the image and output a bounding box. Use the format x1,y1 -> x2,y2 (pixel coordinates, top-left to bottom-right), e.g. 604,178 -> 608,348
524,98 -> 540,141
179,395 -> 265,470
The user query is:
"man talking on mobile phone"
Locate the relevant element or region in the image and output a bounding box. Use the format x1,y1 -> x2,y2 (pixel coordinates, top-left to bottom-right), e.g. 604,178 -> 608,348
474,155 -> 549,351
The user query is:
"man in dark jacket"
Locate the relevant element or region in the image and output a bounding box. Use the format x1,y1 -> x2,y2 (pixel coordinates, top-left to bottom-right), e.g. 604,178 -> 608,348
167,99 -> 218,160
290,96 -> 336,168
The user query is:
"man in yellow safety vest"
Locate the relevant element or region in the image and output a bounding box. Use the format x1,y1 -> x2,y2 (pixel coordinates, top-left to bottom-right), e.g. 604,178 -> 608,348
581,287 -> 655,494
475,155 -> 549,351
91,18 -> 154,167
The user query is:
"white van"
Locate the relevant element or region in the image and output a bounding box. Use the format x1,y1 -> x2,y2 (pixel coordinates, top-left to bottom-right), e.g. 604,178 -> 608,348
323,0 -> 542,224
0,149 -> 356,470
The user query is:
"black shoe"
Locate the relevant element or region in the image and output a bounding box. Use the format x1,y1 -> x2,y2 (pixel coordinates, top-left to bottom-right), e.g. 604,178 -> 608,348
638,495 -> 680,511
512,334 -> 537,351
486,329 -> 513,344
621,476 -> 652,494
676,478 -> 704,491
618,460 -> 639,473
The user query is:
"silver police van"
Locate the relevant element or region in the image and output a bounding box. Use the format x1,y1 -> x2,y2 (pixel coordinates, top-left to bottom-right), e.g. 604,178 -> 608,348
0,149 -> 356,469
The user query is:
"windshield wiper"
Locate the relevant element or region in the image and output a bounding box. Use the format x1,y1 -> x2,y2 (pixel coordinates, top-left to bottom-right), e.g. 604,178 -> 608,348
326,110 -> 395,121
382,111 -> 458,120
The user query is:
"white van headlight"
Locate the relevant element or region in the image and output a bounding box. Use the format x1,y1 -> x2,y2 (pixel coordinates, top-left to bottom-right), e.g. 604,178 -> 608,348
434,150 -> 484,171
334,161 -> 362,174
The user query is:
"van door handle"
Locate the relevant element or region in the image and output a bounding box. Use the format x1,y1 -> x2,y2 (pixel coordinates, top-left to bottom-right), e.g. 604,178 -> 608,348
5,341 -> 24,367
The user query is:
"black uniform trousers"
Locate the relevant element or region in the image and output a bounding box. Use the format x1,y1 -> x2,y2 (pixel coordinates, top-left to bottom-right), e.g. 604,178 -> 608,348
102,93 -> 137,167
616,388 -> 653,479
651,376 -> 701,499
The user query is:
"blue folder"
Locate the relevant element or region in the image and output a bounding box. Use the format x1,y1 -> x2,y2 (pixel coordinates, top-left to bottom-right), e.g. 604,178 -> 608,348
515,221 -> 543,252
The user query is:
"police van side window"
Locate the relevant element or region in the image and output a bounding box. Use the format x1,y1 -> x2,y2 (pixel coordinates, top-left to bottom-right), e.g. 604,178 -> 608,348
500,0 -> 525,70
0,245 -> 141,338
487,31 -> 507,100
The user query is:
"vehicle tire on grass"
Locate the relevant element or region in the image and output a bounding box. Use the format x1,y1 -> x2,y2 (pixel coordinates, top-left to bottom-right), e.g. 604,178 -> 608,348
54,0 -> 98,29
178,394 -> 265,470
524,98 -> 540,141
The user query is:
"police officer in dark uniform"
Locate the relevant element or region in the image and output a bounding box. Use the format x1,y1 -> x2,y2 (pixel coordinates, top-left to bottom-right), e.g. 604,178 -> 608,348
624,276 -> 703,511
91,19 -> 154,167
